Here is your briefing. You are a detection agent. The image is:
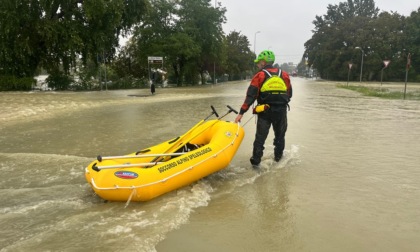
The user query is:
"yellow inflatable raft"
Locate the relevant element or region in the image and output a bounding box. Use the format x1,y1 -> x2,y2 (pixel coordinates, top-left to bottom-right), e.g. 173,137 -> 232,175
85,112 -> 244,202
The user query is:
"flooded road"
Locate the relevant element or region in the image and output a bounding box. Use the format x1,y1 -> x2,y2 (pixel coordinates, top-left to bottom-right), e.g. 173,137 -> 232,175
1,79 -> 419,251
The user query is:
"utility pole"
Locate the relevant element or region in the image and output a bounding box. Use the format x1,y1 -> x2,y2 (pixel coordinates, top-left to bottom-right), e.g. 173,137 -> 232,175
213,0 -> 217,85
355,47 -> 364,82
254,31 -> 261,55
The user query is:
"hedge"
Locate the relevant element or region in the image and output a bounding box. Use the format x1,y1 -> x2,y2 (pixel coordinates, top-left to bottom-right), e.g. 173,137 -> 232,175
0,75 -> 36,91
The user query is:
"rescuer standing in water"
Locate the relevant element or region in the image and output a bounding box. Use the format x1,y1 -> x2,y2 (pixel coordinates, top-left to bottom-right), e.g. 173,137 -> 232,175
235,50 -> 292,167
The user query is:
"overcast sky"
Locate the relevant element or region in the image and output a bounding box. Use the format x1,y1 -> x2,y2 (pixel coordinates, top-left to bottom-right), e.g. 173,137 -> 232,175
220,0 -> 419,64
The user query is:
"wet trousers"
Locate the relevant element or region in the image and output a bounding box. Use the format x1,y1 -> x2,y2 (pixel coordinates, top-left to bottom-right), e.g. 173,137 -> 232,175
252,107 -> 288,163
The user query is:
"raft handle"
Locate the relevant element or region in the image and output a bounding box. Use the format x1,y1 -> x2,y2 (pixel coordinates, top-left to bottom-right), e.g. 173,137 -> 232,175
92,163 -> 100,172
226,105 -> 238,115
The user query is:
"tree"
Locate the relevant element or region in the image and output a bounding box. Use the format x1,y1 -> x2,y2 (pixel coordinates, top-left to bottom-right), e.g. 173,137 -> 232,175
174,0 -> 226,85
303,0 -> 420,81
123,0 -> 175,82
1,0 -> 258,89
405,7 -> 420,81
0,0 -> 148,80
129,0 -> 226,86
224,31 -> 254,80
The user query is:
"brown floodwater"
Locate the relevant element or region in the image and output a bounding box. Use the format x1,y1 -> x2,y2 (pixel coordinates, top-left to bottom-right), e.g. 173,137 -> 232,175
1,79 -> 419,251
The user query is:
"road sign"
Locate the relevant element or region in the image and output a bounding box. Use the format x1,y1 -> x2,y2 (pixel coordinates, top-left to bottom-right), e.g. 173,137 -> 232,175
349,63 -> 353,69
383,60 -> 391,68
148,56 -> 163,64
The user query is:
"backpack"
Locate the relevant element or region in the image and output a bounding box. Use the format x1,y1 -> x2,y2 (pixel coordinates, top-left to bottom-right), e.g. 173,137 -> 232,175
260,69 -> 287,93
258,69 -> 290,105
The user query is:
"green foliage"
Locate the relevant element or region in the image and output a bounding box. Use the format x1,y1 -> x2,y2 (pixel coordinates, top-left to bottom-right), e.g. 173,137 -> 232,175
128,0 -> 229,86
405,7 -> 420,80
304,1 -> 420,82
75,60 -> 100,90
224,31 -> 254,80
0,75 -> 35,91
1,0 -> 255,90
0,0 -> 148,85
176,0 -> 226,84
46,71 -> 73,91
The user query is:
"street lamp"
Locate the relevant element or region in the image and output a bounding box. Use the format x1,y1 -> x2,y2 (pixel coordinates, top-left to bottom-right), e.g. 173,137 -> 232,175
254,31 -> 261,55
355,47 -> 364,82
213,0 -> 217,84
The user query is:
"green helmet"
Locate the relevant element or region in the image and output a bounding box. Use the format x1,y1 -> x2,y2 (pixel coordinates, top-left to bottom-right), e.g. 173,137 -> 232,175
254,50 -> 275,63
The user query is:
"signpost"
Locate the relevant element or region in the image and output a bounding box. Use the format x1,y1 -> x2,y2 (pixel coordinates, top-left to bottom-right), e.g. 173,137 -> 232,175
404,53 -> 411,100
147,56 -> 164,85
148,56 -> 163,64
347,63 -> 353,86
380,60 -> 391,86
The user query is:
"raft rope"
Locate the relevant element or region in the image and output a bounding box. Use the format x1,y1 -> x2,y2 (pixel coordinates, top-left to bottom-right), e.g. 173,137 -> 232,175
125,189 -> 137,208
90,122 -> 243,191
242,114 -> 256,127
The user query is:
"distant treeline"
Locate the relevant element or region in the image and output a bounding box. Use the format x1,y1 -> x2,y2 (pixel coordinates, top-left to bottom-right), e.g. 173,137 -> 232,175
0,0 -> 255,91
302,0 -> 420,82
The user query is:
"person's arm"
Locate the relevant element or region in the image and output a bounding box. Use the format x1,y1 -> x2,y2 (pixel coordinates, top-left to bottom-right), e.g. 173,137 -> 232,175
235,72 -> 264,122
239,85 -> 259,114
